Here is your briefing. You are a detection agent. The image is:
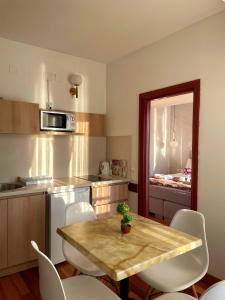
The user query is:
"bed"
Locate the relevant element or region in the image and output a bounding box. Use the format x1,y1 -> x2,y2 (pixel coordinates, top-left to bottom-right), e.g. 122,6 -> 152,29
149,176 -> 191,222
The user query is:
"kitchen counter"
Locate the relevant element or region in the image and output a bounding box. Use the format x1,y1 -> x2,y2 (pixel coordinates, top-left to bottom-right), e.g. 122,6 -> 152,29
0,176 -> 130,199
0,177 -> 92,199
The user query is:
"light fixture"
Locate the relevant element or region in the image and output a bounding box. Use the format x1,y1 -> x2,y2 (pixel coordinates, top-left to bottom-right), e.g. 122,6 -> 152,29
170,105 -> 178,148
69,74 -> 82,98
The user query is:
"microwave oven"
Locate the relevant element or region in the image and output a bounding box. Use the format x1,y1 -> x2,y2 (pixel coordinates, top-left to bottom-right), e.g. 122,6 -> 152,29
40,110 -> 75,132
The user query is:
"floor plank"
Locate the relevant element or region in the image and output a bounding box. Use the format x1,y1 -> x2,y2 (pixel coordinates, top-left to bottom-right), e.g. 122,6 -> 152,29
0,277 -> 22,300
9,273 -> 30,297
19,269 -> 40,300
0,261 -> 209,300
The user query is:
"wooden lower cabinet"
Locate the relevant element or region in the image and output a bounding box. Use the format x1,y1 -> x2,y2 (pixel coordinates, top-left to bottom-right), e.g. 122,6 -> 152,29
94,201 -> 128,218
0,200 -> 7,269
92,183 -> 128,218
0,193 -> 45,271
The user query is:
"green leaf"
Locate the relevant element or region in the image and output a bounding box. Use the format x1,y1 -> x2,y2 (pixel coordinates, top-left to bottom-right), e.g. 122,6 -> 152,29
117,202 -> 130,215
122,213 -> 133,224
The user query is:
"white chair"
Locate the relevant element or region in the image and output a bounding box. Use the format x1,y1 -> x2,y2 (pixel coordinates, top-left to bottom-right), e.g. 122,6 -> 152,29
154,293 -> 196,300
200,280 -> 225,300
138,209 -> 209,299
31,241 -> 120,300
154,280 -> 225,300
62,202 -> 105,277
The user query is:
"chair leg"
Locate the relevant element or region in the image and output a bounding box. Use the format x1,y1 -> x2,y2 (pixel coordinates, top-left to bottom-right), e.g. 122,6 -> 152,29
100,276 -> 119,294
72,269 -> 81,276
110,278 -> 120,294
192,285 -> 198,299
145,286 -> 154,300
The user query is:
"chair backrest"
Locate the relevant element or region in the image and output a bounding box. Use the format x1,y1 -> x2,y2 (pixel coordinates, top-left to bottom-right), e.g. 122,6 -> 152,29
65,202 -> 97,225
170,209 -> 209,272
63,202 -> 97,262
200,280 -> 225,300
31,241 -> 66,300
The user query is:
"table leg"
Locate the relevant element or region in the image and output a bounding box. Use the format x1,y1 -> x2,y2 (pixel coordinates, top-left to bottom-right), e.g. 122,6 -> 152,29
120,278 -> 129,300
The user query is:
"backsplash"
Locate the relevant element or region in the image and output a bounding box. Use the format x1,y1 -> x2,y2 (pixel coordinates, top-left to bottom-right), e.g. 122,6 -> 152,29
106,136 -> 131,178
0,135 -> 106,182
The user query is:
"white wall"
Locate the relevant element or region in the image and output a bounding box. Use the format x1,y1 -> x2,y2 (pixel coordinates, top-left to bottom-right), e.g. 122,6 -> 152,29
0,37 -> 106,181
0,37 -> 106,113
0,134 -> 106,182
107,11 -> 225,278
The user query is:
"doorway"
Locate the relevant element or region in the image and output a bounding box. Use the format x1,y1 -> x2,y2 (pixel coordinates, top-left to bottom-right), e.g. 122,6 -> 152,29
138,80 -> 200,218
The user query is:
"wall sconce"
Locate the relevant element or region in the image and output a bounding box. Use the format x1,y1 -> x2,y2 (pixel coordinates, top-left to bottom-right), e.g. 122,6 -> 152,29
69,74 -> 82,98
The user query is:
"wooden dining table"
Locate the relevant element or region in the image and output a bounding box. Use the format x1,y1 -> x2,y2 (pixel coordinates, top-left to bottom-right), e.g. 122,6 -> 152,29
57,213 -> 202,300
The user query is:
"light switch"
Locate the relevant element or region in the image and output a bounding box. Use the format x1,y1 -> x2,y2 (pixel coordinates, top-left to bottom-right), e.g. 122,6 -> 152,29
9,64 -> 18,74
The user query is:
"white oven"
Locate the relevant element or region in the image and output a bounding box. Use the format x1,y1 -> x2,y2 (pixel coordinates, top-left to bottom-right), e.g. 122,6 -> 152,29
47,187 -> 90,264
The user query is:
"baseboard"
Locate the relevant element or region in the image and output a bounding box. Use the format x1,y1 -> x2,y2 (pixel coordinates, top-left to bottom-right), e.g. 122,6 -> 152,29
0,260 -> 37,277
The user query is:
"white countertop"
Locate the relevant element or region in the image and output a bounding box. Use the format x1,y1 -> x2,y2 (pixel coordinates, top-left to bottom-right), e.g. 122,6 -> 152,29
0,176 -> 130,199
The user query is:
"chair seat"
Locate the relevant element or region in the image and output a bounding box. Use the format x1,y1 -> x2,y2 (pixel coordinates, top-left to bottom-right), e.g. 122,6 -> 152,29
155,293 -> 195,300
139,253 -> 206,292
62,275 -> 120,300
64,243 -> 105,276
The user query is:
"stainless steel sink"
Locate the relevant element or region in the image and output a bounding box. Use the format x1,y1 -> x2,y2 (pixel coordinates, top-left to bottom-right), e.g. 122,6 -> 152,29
0,183 -> 24,192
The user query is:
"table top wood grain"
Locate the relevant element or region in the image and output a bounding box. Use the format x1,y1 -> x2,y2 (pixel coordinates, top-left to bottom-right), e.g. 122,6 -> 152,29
57,213 -> 202,281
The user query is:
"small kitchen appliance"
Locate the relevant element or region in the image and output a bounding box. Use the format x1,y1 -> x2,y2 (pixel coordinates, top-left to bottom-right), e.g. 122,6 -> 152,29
48,187 -> 90,264
40,110 -> 75,132
99,161 -> 110,176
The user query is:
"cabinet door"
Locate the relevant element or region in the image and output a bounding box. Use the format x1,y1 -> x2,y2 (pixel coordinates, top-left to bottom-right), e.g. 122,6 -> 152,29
0,100 -> 13,133
94,201 -> 128,219
12,101 -> 39,134
0,200 -> 7,269
92,183 -> 128,206
0,99 -> 39,134
76,112 -> 105,136
8,194 -> 45,266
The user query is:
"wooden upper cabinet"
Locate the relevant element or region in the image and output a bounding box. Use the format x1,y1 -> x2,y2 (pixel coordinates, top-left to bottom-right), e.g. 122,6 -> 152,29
0,200 -> 7,269
0,99 -> 39,134
76,112 -> 105,136
7,193 -> 45,267
0,100 -> 13,133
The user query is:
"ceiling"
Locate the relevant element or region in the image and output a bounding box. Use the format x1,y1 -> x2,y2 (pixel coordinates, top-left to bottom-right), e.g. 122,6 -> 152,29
0,0 -> 224,63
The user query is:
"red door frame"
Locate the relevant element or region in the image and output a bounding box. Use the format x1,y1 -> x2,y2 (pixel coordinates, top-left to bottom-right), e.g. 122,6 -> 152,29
138,79 -> 200,217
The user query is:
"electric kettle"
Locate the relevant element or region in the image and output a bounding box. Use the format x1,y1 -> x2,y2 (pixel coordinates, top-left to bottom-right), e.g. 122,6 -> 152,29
99,161 -> 110,176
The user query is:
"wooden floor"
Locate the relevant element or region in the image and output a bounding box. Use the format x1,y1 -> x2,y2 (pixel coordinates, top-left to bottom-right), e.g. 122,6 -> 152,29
0,261 -> 209,300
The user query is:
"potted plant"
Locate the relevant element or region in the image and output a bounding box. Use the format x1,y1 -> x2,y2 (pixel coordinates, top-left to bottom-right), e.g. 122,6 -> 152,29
117,202 -> 133,234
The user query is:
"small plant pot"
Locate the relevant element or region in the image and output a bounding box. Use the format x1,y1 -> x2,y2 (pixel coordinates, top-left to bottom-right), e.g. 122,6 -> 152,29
121,223 -> 131,234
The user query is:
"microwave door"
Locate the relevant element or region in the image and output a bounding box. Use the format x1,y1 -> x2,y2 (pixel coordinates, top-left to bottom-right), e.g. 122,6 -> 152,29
43,113 -> 67,130
49,113 -> 67,129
